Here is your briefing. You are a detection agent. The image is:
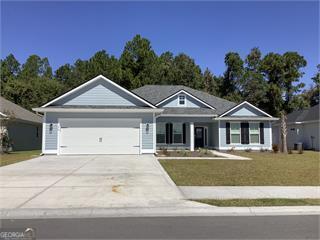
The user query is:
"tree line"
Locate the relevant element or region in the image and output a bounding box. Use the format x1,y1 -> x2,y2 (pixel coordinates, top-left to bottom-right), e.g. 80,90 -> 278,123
1,34 -> 319,117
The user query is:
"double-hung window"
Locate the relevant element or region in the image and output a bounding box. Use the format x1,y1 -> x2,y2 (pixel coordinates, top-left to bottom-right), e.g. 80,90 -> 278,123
230,123 -> 241,144
156,122 -> 166,144
178,95 -> 186,106
249,123 -> 260,144
173,123 -> 183,143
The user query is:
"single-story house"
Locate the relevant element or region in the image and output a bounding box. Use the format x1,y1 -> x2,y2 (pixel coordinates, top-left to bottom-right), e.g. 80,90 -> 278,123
33,75 -> 278,155
0,96 -> 42,151
272,104 -> 320,151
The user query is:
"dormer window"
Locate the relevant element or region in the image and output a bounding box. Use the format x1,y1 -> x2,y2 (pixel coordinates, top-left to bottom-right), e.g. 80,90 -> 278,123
178,94 -> 186,106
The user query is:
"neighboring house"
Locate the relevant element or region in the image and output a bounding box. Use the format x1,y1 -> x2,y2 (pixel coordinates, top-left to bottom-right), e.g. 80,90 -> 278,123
33,75 -> 277,155
0,97 -> 42,151
272,105 -> 320,151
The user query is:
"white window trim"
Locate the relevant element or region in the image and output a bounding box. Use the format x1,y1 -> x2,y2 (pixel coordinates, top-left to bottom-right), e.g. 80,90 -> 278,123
249,122 -> 260,145
230,122 -> 241,144
178,94 -> 186,106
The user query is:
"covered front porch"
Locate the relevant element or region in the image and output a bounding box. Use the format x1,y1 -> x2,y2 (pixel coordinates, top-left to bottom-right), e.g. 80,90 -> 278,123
155,117 -> 219,151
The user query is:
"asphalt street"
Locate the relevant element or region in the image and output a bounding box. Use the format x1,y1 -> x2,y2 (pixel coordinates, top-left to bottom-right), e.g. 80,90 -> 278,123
1,215 -> 319,239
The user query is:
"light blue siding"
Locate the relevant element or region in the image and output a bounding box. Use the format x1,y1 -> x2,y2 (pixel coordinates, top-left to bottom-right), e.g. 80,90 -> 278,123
219,120 -> 272,149
44,112 -> 154,152
227,104 -> 266,117
54,78 -> 147,107
159,95 -> 209,108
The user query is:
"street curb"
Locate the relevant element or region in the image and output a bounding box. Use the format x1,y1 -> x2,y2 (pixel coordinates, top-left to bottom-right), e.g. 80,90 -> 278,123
1,206 -> 319,219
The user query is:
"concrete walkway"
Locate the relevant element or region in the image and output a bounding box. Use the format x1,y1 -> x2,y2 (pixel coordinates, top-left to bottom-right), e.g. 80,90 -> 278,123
157,150 -> 251,160
179,186 -> 320,199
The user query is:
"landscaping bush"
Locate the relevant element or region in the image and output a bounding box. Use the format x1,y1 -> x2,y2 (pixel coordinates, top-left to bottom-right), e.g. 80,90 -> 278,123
272,144 -> 279,153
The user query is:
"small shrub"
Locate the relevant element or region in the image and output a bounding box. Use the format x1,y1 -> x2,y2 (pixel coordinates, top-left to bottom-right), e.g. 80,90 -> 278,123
288,149 -> 293,154
260,148 -> 267,152
162,148 -> 168,156
227,147 -> 235,152
272,144 -> 279,153
245,148 -> 252,152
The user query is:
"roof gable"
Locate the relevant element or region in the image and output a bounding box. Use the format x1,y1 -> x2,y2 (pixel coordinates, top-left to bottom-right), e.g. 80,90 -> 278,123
133,85 -> 236,114
42,75 -> 156,108
219,101 -> 273,118
156,90 -> 214,109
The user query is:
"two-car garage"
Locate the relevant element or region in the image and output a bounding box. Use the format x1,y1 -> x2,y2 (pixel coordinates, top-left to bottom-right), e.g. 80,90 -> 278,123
58,118 -> 141,155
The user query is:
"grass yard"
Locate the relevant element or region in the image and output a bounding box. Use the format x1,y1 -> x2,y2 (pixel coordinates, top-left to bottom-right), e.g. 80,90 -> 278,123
196,198 -> 320,207
160,151 -> 320,186
0,150 -> 41,167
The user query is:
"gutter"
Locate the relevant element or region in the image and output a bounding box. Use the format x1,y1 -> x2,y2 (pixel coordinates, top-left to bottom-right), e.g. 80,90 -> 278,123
32,107 -> 164,113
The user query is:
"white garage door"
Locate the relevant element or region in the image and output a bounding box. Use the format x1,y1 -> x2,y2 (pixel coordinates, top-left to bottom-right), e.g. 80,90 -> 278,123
59,118 -> 140,155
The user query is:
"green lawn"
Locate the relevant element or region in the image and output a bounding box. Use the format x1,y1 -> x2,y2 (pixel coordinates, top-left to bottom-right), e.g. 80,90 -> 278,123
160,151 -> 320,186
0,150 -> 41,167
196,198 -> 320,207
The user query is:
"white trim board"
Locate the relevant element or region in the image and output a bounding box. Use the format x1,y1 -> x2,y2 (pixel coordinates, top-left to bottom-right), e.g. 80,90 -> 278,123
41,75 -> 157,109
33,108 -> 163,113
155,90 -> 215,110
218,101 -> 273,118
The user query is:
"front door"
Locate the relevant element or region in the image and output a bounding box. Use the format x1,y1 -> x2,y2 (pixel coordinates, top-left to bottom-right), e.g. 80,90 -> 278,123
195,127 -> 204,148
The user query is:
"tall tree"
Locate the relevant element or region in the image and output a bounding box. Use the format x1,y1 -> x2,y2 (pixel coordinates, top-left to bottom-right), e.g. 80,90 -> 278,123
19,55 -> 53,80
261,53 -> 284,116
120,35 -> 157,89
221,52 -> 244,102
203,68 -> 218,95
282,52 -> 307,112
242,48 -> 268,108
0,54 -> 20,82
172,53 -> 203,89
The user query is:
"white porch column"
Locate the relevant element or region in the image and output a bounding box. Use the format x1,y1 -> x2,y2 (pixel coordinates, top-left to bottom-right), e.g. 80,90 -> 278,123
190,122 -> 194,151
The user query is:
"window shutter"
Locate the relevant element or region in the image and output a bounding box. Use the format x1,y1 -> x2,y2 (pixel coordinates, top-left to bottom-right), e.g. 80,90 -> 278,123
226,122 -> 230,144
165,123 -> 170,144
260,122 -> 264,144
182,123 -> 186,144
241,122 -> 249,144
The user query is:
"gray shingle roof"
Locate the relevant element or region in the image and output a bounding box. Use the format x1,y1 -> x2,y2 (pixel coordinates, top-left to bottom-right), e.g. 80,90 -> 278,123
162,107 -> 218,115
0,97 -> 42,123
286,104 -> 319,123
132,85 -> 236,115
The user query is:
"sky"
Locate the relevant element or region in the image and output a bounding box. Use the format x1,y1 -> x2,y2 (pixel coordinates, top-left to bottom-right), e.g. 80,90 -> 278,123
1,1 -> 319,86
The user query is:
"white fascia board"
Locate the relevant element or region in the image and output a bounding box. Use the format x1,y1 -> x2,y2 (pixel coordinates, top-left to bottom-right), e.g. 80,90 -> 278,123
159,114 -> 218,117
41,75 -> 157,109
219,101 -> 273,118
214,117 -> 279,121
156,90 -> 215,110
32,107 -> 163,113
0,112 -> 8,118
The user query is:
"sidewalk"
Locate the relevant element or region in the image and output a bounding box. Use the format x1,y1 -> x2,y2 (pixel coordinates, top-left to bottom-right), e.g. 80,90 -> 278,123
179,186 -> 320,199
1,205 -> 320,219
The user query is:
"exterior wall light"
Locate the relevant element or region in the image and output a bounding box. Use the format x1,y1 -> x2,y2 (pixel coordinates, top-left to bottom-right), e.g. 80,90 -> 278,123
146,123 -> 150,133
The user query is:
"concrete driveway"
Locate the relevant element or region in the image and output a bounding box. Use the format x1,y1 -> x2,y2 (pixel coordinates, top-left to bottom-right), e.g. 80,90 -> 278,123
0,155 -> 185,209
